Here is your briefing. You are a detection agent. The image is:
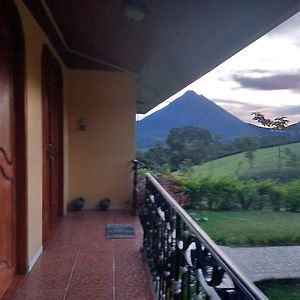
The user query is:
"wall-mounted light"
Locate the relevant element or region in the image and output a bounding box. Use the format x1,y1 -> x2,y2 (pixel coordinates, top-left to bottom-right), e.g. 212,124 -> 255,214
79,118 -> 87,131
122,0 -> 149,22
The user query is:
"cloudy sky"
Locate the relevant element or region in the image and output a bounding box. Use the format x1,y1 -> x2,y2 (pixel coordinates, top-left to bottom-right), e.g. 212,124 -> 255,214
137,12 -> 300,125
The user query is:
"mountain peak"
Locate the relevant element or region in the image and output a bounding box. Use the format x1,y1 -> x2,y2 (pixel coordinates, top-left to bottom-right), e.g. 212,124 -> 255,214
182,90 -> 198,96
181,90 -> 205,100
174,91 -> 216,107
136,92 -> 271,149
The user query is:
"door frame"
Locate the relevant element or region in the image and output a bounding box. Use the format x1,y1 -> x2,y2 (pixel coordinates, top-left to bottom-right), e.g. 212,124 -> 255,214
0,0 -> 28,276
41,45 -> 64,247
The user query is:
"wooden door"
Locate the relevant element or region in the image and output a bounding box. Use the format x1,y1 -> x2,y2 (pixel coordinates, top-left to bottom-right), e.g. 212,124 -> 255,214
0,1 -> 26,296
42,46 -> 64,246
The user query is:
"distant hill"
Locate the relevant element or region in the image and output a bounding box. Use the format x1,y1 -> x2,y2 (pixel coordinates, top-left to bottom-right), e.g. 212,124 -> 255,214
286,121 -> 300,136
136,91 -> 273,149
189,142 -> 300,182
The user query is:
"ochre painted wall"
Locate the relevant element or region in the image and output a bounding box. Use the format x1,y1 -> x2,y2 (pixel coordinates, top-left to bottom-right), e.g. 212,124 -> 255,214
15,0 -> 136,269
67,70 -> 136,209
15,0 -> 68,266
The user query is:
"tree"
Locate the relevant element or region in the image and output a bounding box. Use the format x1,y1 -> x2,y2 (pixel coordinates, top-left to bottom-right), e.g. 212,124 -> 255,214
251,112 -> 289,169
136,127 -> 217,171
245,150 -> 255,169
235,136 -> 259,169
166,126 -> 213,169
137,140 -> 169,171
235,160 -> 244,177
282,147 -> 300,167
235,136 -> 260,152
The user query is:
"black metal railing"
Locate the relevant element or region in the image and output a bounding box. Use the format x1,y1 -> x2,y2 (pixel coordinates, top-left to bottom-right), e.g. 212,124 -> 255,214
132,159 -> 139,213
132,159 -> 146,214
140,173 -> 268,300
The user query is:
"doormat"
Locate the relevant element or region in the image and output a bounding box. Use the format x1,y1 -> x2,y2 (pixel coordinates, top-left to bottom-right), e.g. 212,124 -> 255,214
105,224 -> 136,239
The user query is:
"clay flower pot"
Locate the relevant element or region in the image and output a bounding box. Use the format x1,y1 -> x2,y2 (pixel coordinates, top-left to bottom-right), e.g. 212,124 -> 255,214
98,198 -> 111,211
72,197 -> 85,211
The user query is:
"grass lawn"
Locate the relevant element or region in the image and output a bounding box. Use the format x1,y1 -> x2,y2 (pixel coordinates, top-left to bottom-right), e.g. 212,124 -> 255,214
256,279 -> 300,300
190,142 -> 300,181
188,210 -> 300,247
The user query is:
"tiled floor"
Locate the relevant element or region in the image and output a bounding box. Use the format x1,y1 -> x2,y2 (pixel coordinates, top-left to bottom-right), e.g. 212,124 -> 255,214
3,210 -> 154,300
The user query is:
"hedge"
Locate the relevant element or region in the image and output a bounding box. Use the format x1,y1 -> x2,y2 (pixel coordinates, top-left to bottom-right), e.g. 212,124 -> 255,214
175,176 -> 300,212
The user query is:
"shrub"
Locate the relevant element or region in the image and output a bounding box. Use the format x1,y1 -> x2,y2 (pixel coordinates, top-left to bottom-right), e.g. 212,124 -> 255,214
158,172 -> 191,207
198,177 -> 215,209
147,171 -> 300,212
286,180 -> 300,212
256,180 -> 279,210
177,176 -> 213,209
181,177 -> 241,211
178,176 -> 290,211
211,178 -> 240,210
269,186 -> 285,211
238,182 -> 260,210
180,177 -> 202,207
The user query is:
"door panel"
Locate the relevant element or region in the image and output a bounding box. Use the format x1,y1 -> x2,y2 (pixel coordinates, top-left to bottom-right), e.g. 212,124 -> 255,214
0,168 -> 15,295
0,3 -> 16,295
42,46 -> 63,246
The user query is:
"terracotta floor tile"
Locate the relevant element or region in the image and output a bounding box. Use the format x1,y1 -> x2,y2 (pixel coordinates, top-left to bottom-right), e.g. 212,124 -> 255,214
70,269 -> 113,289
116,249 -> 146,266
35,257 -> 75,270
80,240 -> 115,253
66,289 -> 113,300
116,240 -> 142,253
0,297 -> 15,300
21,269 -> 71,290
33,251 -> 76,271
116,287 -> 154,300
76,256 -> 113,270
116,267 -> 150,288
116,259 -> 147,272
14,289 -> 65,300
113,215 -> 136,224
44,245 -> 80,257
7,210 -> 154,299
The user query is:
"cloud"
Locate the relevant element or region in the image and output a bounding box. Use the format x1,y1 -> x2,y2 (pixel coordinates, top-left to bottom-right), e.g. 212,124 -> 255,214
211,99 -> 266,124
214,98 -> 264,110
232,73 -> 300,91
266,12 -> 300,49
245,69 -> 271,74
212,98 -> 300,124
272,105 -> 300,117
215,99 -> 300,117
217,69 -> 271,82
268,12 -> 300,40
238,69 -> 270,74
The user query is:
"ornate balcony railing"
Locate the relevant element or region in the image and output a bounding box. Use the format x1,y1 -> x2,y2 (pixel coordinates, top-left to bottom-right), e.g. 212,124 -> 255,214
140,173 -> 268,300
132,159 -> 139,213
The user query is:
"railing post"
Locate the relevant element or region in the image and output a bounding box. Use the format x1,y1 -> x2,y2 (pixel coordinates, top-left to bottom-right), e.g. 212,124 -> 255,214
173,214 -> 182,300
131,159 -> 138,214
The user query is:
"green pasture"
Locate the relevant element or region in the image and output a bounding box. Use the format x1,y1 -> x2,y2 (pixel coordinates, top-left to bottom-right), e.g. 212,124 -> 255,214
188,210 -> 300,247
190,143 -> 300,181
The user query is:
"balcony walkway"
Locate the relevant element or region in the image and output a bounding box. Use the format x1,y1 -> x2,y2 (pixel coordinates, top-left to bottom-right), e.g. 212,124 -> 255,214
222,246 -> 300,282
4,210 -> 154,300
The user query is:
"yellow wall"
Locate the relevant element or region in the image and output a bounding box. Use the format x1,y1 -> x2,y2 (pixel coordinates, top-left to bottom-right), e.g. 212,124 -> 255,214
15,0 -> 68,266
67,70 -> 136,209
15,0 -> 136,269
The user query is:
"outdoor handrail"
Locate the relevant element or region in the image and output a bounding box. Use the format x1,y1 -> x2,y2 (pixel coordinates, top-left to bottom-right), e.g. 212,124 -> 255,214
141,172 -> 268,300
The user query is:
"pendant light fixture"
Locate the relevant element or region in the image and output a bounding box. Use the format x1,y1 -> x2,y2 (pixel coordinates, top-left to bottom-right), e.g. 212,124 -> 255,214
122,0 -> 149,22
